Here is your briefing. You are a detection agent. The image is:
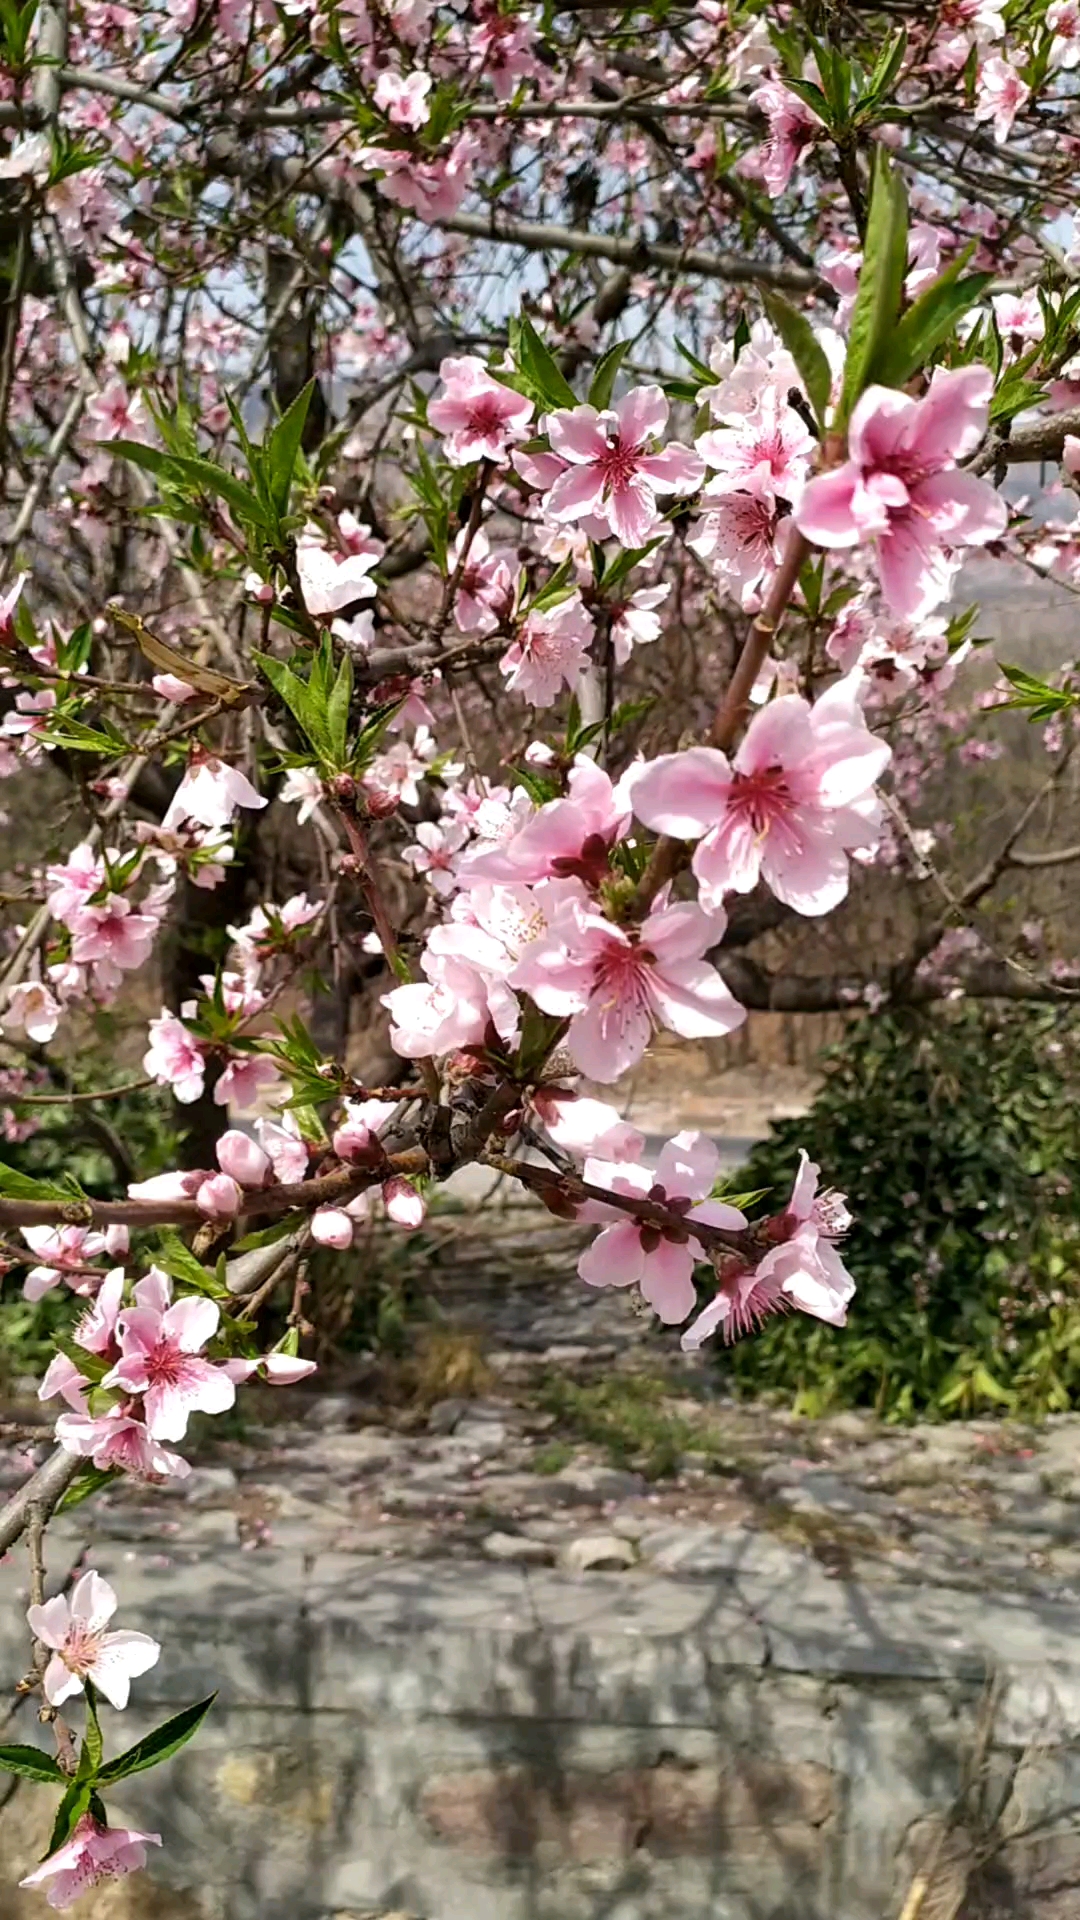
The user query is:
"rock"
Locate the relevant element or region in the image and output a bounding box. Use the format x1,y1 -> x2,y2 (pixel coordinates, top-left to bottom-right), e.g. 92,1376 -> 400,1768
549,1464 -> 647,1505
559,1532 -> 637,1573
482,1532 -> 556,1566
426,1397 -> 471,1435
180,1466 -> 239,1501
309,1431 -> 402,1473
436,1418 -> 508,1459
305,1394 -> 357,1432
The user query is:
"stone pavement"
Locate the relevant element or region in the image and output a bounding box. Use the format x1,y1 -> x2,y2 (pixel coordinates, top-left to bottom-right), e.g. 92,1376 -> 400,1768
2,1217 -> 1080,1917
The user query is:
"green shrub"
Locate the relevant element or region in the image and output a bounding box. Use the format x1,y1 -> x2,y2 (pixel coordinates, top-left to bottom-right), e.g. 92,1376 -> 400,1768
718,1004 -> 1080,1421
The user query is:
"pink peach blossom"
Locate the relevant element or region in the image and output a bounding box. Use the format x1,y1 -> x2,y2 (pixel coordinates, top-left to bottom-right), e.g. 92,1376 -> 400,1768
500,593 -> 594,707
464,755 -> 632,886
427,356 -> 533,466
682,1151 -> 855,1348
532,1090 -> 645,1162
27,1568 -> 159,1710
974,54 -> 1029,143
373,68 -> 432,128
55,1406 -> 191,1479
510,896 -> 744,1081
104,1291 -> 236,1441
162,754 -> 266,832
544,386 -> 704,547
143,1007 -> 207,1103
3,979 -> 61,1042
610,582 -> 670,665
19,1814 -> 161,1908
794,367 -> 1007,619
296,540 -> 378,618
630,675 -> 890,916
578,1131 -> 746,1323
742,80 -> 822,197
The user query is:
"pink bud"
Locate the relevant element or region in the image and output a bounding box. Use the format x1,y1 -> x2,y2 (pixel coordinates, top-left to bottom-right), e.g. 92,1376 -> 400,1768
127,1170 -> 203,1202
332,1120 -> 375,1162
263,1353 -> 318,1383
151,672 -> 199,703
195,1173 -> 243,1219
382,1176 -> 425,1229
310,1207 -> 355,1249
216,1129 -> 272,1188
104,1224 -> 130,1258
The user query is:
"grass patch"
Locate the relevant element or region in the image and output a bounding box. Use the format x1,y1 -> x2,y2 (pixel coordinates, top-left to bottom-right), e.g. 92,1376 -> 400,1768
535,1371 -> 707,1481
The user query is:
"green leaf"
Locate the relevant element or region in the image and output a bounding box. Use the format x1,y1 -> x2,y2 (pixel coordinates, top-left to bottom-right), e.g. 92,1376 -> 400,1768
529,556 -> 575,614
39,716 -> 127,756
0,1161 -> 77,1203
97,1694 -> 217,1787
326,647 -> 353,765
0,1745 -> 64,1784
110,443 -> 270,534
588,340 -> 631,412
837,149 -> 908,425
512,314 -> 578,411
155,1232 -> 226,1299
78,1684 -> 103,1782
877,254 -> 993,387
54,1466 -> 120,1515
45,1781 -> 92,1858
265,380 -> 314,520
674,337 -> 717,385
254,650 -> 331,761
782,75 -> 830,127
859,27 -> 907,111
760,291 -> 831,429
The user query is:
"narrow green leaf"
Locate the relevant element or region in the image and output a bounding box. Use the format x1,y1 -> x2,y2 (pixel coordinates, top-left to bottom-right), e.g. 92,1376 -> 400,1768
45,1780 -> 92,1858
587,340 -> 631,412
54,1466 -> 120,1515
78,1685 -> 103,1782
111,443 -> 270,533
760,291 -> 831,428
265,380 -> 314,519
877,255 -> 993,387
0,1745 -> 64,1784
860,27 -> 907,110
515,314 -> 577,411
837,149 -> 908,425
97,1694 -> 217,1786
39,717 -> 126,756
326,647 -> 354,765
0,1161 -> 75,1202
674,337 -> 717,386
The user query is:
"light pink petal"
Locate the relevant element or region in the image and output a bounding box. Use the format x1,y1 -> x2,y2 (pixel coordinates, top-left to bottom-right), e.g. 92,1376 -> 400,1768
680,1292 -> 731,1351
788,1149 -> 818,1220
648,957 -> 746,1040
43,1655 -> 84,1708
91,1630 -> 160,1709
692,816 -> 765,902
655,1129 -> 720,1200
629,748 -> 733,838
875,515 -> 955,621
642,898 -> 724,964
912,467 -> 1007,545
69,1569 -> 117,1633
906,364 -> 994,466
577,1219 -> 645,1289
639,1238 -> 698,1323
615,385 -> 668,447
688,1197 -> 748,1231
846,384 -> 916,469
734,693 -> 813,777
545,462 -> 607,522
567,990 -> 652,1082
263,1353 -> 318,1383
759,815 -> 852,916
637,444 -> 706,494
162,1295 -> 220,1353
606,476 -> 658,547
26,1595 -> 70,1650
793,464 -> 863,548
547,406 -> 609,463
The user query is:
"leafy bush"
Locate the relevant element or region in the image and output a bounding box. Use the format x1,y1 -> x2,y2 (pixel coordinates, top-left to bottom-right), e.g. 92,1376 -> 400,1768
718,1005 -> 1080,1421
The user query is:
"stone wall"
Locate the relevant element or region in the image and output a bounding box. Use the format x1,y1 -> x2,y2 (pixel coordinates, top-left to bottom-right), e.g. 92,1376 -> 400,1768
3,1521 -> 1080,1920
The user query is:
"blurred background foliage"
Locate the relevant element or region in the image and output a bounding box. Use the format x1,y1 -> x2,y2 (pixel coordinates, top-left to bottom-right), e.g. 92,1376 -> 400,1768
720,1004 -> 1080,1421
